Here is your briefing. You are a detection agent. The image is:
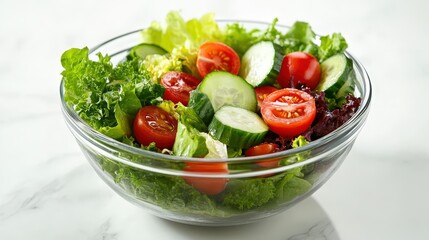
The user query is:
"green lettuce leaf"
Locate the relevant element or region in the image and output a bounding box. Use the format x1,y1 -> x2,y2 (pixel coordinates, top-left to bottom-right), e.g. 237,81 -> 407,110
142,54 -> 182,82
281,21 -> 319,57
275,136 -> 311,200
158,100 -> 207,132
140,11 -> 225,80
280,135 -> 310,167
284,21 -> 316,44
61,47 -> 163,140
141,47 -> 200,82
223,178 -> 275,210
173,121 -> 208,157
158,100 -> 227,158
279,175 -> 312,201
141,11 -> 225,52
98,104 -> 132,138
175,104 -> 207,132
172,126 -> 228,158
292,135 -> 310,149
223,19 -> 348,62
222,136 -> 312,210
170,47 -> 200,78
318,33 -> 348,62
62,48 -> 114,133
199,132 -> 228,159
223,23 -> 261,57
99,158 -> 219,215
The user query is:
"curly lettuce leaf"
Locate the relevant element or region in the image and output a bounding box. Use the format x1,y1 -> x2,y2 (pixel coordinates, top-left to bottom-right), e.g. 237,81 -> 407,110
280,21 -> 319,57
141,11 -> 224,80
259,18 -> 289,44
223,136 -> 312,210
61,47 -> 163,140
318,33 -> 348,62
280,135 -> 310,167
292,135 -> 310,149
158,100 -> 207,132
142,54 -> 182,82
223,19 -> 348,62
275,136 -> 311,200
99,158 -> 219,215
62,48 -> 116,133
98,100 -> 132,138
223,178 -> 275,210
61,48 -> 111,116
160,100 -> 227,158
223,19 -> 320,57
158,100 -> 227,158
284,21 -> 315,43
171,47 -> 200,78
223,23 -> 261,57
142,47 -> 200,83
223,18 -> 289,57
141,11 -> 224,52
113,57 -> 165,106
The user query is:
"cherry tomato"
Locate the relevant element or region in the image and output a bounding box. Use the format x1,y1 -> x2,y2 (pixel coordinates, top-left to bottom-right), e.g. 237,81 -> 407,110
160,71 -> 200,106
133,106 -> 178,149
182,162 -> 228,195
255,86 -> 278,108
196,41 -> 240,78
277,52 -> 321,89
245,143 -> 280,168
261,88 -> 316,139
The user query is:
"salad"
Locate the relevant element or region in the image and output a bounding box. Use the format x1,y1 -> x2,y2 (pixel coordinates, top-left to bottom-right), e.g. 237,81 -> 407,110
61,12 -> 361,216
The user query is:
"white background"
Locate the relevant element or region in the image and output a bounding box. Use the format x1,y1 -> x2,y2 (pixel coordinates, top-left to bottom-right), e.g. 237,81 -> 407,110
1,0 -> 429,239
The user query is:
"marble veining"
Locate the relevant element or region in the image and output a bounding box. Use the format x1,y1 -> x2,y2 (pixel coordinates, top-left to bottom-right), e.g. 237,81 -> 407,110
90,220 -> 119,240
289,221 -> 338,240
0,179 -> 63,222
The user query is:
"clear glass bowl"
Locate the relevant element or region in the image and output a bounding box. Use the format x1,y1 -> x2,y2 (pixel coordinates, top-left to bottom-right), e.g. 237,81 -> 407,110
60,21 -> 371,226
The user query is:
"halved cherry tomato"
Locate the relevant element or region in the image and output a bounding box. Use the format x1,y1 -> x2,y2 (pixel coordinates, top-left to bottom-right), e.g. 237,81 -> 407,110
196,41 -> 240,78
255,86 -> 278,108
277,52 -> 321,89
261,88 -> 316,139
133,106 -> 177,149
182,162 -> 228,195
160,71 -> 200,106
245,143 -> 279,168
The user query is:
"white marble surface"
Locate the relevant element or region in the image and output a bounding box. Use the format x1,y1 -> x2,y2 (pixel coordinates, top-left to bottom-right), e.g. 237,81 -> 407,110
1,0 -> 429,239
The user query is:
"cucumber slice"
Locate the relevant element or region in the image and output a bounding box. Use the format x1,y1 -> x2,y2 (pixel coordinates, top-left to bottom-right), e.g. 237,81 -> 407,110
239,41 -> 284,87
336,69 -> 356,99
127,43 -> 168,60
333,68 -> 357,107
199,71 -> 257,112
188,89 -> 215,126
208,106 -> 269,149
316,53 -> 353,97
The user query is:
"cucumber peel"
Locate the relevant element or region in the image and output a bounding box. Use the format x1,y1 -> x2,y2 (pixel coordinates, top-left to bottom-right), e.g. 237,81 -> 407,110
208,106 -> 268,149
199,72 -> 257,112
239,41 -> 284,87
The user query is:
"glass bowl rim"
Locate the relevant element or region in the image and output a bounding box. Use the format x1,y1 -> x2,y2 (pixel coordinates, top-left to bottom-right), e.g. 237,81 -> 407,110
59,19 -> 372,165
